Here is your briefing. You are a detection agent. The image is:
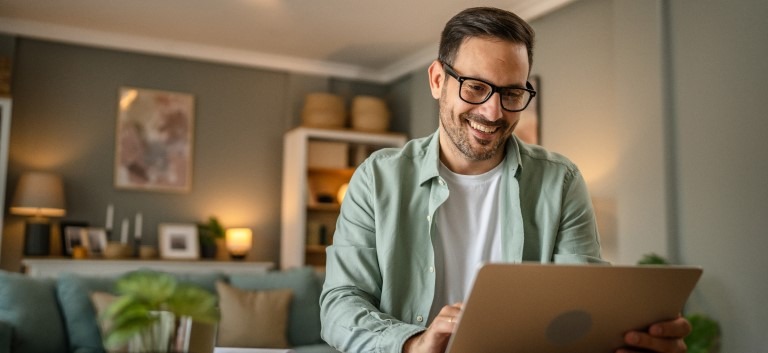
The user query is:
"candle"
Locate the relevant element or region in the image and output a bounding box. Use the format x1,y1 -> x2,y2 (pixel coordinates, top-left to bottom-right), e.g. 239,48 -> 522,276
106,204 -> 114,230
120,219 -> 129,244
135,213 -> 143,239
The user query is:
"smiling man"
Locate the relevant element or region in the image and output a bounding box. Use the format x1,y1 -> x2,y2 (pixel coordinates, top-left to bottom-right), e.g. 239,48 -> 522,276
320,7 -> 691,353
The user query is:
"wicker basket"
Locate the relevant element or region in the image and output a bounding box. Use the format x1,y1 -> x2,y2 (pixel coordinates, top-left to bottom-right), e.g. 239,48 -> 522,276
351,95 -> 390,132
301,92 -> 346,128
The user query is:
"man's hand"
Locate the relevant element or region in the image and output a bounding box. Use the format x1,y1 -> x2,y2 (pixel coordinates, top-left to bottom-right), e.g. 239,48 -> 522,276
402,303 -> 463,353
617,315 -> 692,353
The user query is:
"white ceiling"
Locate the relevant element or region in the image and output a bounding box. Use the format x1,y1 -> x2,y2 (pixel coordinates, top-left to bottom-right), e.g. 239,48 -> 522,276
0,0 -> 575,83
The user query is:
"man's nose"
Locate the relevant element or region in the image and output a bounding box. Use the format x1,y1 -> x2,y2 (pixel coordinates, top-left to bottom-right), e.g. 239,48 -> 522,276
477,92 -> 504,121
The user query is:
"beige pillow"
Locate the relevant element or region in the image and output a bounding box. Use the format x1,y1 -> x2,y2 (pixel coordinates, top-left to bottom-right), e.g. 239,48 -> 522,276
215,281 -> 293,348
90,291 -> 128,353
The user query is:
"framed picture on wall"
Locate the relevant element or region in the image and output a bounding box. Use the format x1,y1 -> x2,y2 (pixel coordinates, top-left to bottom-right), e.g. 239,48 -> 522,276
114,87 -> 195,193
515,75 -> 541,145
158,223 -> 199,260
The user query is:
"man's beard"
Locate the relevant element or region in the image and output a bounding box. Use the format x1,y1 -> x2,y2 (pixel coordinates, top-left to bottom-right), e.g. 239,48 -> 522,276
439,97 -> 511,161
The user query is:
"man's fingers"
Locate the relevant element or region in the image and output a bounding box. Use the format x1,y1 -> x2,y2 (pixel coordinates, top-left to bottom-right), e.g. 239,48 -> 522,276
622,331 -> 687,353
648,316 -> 692,338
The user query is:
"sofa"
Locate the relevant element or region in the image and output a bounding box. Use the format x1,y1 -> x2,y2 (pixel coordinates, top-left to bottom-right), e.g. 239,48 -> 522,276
0,266 -> 338,353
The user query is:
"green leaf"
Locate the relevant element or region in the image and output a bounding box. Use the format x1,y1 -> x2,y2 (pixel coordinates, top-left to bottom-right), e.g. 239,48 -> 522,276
116,271 -> 177,305
685,313 -> 721,353
166,284 -> 219,323
637,253 -> 670,265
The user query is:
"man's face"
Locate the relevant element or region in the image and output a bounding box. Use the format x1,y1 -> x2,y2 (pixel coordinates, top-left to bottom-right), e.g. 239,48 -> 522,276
429,37 -> 530,170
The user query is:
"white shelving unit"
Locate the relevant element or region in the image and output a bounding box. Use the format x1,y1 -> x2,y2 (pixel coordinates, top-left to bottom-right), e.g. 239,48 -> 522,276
0,98 -> 12,260
280,127 -> 407,269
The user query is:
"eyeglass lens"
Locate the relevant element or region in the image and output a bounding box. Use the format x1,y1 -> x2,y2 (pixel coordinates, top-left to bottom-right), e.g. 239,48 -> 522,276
460,79 -> 532,112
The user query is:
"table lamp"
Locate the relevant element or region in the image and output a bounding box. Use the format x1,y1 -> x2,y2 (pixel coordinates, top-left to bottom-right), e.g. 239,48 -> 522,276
10,172 -> 66,256
225,228 -> 252,260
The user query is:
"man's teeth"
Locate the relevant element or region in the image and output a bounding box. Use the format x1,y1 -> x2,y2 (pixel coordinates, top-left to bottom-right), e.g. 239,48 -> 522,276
469,121 -> 498,134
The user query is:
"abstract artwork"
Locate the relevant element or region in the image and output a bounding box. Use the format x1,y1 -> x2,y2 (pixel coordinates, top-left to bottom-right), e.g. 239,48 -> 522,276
115,87 -> 194,192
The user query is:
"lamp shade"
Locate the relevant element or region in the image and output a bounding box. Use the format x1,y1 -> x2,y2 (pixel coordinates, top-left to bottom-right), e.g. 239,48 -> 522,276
10,172 -> 66,217
225,228 -> 253,259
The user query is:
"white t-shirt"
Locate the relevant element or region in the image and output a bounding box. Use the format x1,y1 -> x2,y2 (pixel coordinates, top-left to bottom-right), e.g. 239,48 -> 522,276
429,161 -> 503,322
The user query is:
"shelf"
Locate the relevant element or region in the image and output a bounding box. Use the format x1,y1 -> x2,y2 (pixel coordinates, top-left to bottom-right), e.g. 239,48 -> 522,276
308,167 -> 356,178
305,245 -> 328,254
21,258 -> 275,278
308,203 -> 341,212
281,126 -> 407,270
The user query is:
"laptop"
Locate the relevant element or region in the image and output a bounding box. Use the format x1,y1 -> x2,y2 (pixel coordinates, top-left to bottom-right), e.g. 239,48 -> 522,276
445,263 -> 702,353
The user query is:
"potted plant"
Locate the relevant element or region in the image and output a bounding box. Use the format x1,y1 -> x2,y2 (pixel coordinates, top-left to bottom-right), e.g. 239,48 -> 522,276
638,253 -> 721,353
101,271 -> 219,353
198,216 -> 225,259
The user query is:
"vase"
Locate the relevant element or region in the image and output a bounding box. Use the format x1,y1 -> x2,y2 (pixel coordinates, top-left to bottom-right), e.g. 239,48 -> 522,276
128,311 -> 192,353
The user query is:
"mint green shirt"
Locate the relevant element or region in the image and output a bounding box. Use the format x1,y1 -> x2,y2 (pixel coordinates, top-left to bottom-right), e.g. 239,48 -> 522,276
320,131 -> 606,353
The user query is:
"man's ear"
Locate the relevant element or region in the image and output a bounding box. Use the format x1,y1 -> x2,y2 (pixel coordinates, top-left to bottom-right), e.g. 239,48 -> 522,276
427,60 -> 444,100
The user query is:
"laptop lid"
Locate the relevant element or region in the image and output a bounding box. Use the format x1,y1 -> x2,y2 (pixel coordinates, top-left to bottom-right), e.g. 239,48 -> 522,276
445,263 -> 702,353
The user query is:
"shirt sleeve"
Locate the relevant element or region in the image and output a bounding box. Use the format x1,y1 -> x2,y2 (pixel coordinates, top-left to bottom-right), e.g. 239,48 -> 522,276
320,160 -> 425,353
553,167 -> 610,264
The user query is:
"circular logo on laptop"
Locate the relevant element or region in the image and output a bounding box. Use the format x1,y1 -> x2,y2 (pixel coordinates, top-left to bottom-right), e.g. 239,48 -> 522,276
545,309 -> 592,345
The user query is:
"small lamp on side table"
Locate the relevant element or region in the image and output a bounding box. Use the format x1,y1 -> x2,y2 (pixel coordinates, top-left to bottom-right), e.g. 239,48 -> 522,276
10,172 -> 66,256
225,228 -> 252,260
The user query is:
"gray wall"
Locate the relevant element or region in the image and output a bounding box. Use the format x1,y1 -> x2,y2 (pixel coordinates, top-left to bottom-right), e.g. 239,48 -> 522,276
532,0 -> 768,350
0,38 -> 395,270
670,0 -> 768,351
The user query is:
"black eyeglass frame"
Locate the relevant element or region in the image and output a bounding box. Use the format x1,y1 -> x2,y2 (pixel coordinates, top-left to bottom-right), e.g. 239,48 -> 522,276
441,62 -> 537,112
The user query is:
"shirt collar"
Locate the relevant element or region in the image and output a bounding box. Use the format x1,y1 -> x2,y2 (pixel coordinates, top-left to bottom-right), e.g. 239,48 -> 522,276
419,130 -> 523,185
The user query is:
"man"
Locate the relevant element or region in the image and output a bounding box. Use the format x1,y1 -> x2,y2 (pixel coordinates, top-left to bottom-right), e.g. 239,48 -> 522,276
320,7 -> 691,353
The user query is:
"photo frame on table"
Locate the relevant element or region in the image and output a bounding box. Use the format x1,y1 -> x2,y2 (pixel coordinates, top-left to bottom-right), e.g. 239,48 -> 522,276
515,75 -> 541,145
158,223 -> 199,259
60,221 -> 88,256
81,228 -> 108,256
114,86 -> 195,193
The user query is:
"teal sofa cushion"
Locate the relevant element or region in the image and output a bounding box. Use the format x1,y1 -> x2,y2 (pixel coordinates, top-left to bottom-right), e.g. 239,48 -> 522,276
56,274 -> 116,353
56,270 -> 226,353
0,271 -> 67,353
229,267 -> 322,347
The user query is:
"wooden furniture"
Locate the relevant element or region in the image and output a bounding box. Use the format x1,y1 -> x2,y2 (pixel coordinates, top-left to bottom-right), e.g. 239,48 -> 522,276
21,258 -> 274,278
280,127 -> 407,269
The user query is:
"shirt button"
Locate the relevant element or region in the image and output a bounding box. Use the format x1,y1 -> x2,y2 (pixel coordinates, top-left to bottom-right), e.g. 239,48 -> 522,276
428,266 -> 434,273
438,178 -> 445,185
416,315 -> 424,322
426,215 -> 431,222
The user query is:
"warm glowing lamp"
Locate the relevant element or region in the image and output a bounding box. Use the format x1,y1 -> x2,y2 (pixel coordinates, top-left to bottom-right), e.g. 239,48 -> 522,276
337,183 -> 349,204
10,172 -> 66,256
225,228 -> 252,260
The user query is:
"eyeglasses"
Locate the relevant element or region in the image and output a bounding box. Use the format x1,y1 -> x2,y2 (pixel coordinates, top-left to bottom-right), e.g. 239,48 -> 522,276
442,62 -> 536,112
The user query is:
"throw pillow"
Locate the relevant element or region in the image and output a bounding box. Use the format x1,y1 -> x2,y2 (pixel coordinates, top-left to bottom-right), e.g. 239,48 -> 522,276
215,281 -> 292,348
228,266 -> 323,346
56,273 -> 117,353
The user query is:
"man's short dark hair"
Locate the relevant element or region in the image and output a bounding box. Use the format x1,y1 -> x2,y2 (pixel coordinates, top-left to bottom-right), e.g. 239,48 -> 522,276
438,7 -> 535,70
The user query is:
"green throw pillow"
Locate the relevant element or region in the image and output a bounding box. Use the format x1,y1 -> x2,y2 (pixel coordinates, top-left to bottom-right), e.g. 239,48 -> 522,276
229,267 -> 323,346
0,271 -> 67,353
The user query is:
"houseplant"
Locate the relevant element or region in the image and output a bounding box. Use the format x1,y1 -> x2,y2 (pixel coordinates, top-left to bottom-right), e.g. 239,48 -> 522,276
101,271 -> 219,352
198,216 -> 225,259
638,253 -> 721,353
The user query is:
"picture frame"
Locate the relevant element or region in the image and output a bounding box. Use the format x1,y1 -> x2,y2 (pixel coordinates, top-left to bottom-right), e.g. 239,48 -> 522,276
158,223 -> 199,260
114,87 -> 195,193
81,227 -> 108,256
60,221 -> 88,256
516,75 -> 541,145
63,225 -> 87,257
